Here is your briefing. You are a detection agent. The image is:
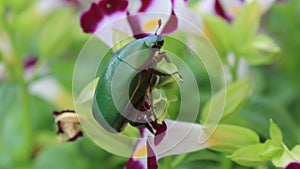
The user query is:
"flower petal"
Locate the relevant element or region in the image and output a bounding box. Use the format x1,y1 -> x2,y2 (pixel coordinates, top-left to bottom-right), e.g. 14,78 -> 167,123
217,0 -> 244,22
128,0 -> 173,35
149,119 -> 209,159
0,62 -> 7,81
80,0 -> 129,33
126,119 -> 210,168
53,110 -> 83,143
254,0 -> 276,12
170,0 -> 202,33
80,0 -> 131,46
29,77 -> 73,108
80,2 -> 104,33
160,10 -> 178,35
125,129 -> 157,169
285,162 -> 300,169
150,121 -> 167,146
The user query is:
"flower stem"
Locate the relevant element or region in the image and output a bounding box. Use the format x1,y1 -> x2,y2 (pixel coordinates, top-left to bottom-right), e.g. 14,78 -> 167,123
2,7 -> 33,165
231,53 -> 239,82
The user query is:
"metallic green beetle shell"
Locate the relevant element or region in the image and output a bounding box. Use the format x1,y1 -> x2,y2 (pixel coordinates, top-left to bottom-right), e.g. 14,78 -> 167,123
92,35 -> 164,132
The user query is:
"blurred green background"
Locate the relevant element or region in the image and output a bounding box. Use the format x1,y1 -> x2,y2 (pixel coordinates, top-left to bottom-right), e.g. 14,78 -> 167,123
0,0 -> 299,169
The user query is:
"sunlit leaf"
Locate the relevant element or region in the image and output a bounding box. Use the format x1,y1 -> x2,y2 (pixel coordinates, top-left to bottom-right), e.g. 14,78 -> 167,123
209,124 -> 260,153
272,143 -> 298,168
38,9 -> 73,58
269,119 -> 283,143
259,140 -> 282,160
232,2 -> 262,53
291,145 -> 300,161
229,143 -> 267,167
241,35 -> 280,65
201,79 -> 251,123
203,15 -> 231,60
33,144 -> 88,169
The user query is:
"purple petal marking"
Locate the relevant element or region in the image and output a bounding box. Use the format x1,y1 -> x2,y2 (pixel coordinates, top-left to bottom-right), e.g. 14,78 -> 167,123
125,158 -> 145,169
80,0 -> 128,33
171,0 -> 188,4
138,0 -> 153,12
67,131 -> 83,142
147,141 -> 158,169
285,162 -> 300,169
127,13 -> 150,39
161,10 -> 178,35
56,121 -> 64,134
80,2 -> 104,33
24,56 -> 37,69
214,0 -> 231,22
99,0 -> 128,15
150,121 -> 167,146
62,0 -> 81,7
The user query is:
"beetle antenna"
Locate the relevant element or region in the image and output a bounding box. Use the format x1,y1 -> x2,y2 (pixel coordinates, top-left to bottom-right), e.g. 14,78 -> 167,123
154,19 -> 162,35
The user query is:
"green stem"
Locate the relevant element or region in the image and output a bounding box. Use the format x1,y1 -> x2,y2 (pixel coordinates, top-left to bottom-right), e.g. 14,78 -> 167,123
162,156 -> 173,169
2,7 -> 33,165
230,53 -> 239,82
171,154 -> 187,168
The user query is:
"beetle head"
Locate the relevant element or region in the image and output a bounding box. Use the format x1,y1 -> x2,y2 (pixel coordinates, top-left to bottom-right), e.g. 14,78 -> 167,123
144,35 -> 164,49
144,19 -> 164,49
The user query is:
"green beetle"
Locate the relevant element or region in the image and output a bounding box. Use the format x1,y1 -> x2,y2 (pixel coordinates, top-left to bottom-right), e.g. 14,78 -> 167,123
92,20 -> 174,133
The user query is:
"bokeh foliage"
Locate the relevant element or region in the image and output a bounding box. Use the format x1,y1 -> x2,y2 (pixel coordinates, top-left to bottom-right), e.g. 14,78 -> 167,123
0,0 -> 299,169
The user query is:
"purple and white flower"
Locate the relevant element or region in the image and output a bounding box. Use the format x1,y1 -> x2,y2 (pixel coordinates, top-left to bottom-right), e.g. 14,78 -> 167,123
80,0 -> 199,46
285,162 -> 300,169
198,0 -> 288,22
125,119 -> 210,169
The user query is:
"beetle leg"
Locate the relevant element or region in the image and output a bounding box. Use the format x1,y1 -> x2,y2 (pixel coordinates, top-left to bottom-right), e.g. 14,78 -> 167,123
146,85 -> 158,121
157,51 -> 171,63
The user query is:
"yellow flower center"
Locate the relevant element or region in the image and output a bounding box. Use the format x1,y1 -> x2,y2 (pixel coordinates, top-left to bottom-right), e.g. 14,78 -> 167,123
133,145 -> 147,158
143,18 -> 160,32
230,5 -> 241,15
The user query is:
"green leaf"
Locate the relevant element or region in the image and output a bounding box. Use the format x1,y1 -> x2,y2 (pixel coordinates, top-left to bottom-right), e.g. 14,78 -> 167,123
201,79 -> 251,123
259,140 -> 282,160
228,144 -> 267,167
232,2 -> 262,53
269,119 -> 283,143
291,145 -> 300,161
210,124 -> 260,153
0,84 -> 26,168
272,143 -> 298,168
33,144 -> 88,169
1,0 -> 32,13
203,15 -> 231,60
241,35 -> 280,65
38,9 -> 74,58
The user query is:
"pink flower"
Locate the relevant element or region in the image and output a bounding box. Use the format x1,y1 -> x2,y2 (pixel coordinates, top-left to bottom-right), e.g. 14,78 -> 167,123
124,119 -> 210,169
198,0 -> 289,22
285,162 -> 300,169
80,0 -> 198,46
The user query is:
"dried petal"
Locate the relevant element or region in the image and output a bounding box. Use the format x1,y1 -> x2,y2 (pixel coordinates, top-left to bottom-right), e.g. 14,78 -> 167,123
53,110 -> 83,142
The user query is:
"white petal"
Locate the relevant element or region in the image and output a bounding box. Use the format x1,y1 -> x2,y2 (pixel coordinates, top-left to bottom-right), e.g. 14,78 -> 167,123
173,0 -> 203,32
148,119 -> 209,159
29,77 -> 61,103
129,0 -> 172,34
94,12 -> 133,47
246,0 -> 276,12
219,0 -> 244,18
0,63 -> 6,81
196,0 -> 216,14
